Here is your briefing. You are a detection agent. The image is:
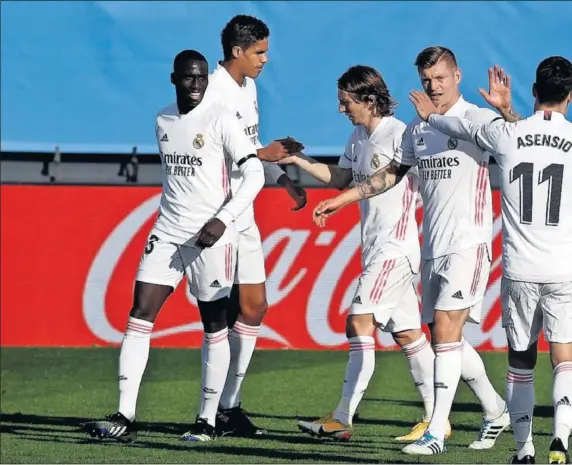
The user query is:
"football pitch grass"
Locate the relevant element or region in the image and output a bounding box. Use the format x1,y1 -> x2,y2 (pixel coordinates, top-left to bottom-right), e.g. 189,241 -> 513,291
0,348 -> 557,464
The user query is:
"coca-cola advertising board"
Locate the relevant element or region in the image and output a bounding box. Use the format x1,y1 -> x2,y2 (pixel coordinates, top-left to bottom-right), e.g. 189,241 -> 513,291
0,185 -> 548,351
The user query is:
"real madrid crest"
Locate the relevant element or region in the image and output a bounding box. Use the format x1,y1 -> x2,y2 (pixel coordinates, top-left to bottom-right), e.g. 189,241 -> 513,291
447,137 -> 458,150
371,153 -> 381,170
193,134 -> 205,149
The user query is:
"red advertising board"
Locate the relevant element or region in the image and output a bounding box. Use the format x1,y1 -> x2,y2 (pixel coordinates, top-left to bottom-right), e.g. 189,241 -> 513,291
0,185 -> 547,350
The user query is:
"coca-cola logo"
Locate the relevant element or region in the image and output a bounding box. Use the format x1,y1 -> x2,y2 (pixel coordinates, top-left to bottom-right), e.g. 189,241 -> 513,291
82,194 -> 290,346
82,191 -> 508,350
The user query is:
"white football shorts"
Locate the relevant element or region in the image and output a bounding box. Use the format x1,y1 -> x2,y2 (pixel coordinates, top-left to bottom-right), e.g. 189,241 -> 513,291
235,223 -> 266,285
350,255 -> 421,333
136,234 -> 236,302
502,278 -> 572,351
421,243 -> 491,324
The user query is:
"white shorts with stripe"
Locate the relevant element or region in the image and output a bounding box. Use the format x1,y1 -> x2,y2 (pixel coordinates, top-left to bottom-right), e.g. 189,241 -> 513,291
235,223 -> 266,285
350,256 -> 421,333
421,243 -> 491,324
501,278 -> 572,351
135,234 -> 236,302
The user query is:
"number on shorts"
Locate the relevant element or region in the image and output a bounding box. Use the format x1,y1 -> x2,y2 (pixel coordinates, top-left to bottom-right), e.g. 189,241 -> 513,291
145,234 -> 159,254
509,162 -> 564,226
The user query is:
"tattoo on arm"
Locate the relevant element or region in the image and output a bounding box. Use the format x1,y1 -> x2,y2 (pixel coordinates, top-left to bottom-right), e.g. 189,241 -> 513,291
501,106 -> 523,122
357,160 -> 410,200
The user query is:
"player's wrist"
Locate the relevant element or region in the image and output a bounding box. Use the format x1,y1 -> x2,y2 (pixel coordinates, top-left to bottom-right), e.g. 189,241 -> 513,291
214,210 -> 234,227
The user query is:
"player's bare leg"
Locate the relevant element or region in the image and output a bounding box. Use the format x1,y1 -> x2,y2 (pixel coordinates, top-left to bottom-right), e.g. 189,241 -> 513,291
298,314 -> 376,441
86,281 -> 173,443
548,343 -> 572,464
181,297 -> 231,442
392,328 -> 452,442
216,283 -> 267,437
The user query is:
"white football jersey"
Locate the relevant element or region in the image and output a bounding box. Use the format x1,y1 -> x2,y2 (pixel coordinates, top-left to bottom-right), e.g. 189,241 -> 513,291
429,110 -> 572,283
204,64 -> 285,231
339,117 -> 420,268
394,96 -> 498,260
151,100 -> 262,246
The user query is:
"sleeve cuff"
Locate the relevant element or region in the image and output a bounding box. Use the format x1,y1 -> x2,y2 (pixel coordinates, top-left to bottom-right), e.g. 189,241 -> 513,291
215,209 -> 234,227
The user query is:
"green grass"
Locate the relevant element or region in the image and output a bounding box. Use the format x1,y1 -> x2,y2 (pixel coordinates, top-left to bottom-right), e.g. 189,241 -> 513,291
0,348 -> 557,463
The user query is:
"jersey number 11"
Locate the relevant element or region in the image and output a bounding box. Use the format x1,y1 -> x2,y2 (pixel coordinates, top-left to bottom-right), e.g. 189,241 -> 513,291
509,162 -> 564,226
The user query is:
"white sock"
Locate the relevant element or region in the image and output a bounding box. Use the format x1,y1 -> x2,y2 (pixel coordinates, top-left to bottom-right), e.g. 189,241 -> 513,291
118,317 -> 154,421
553,362 -> 572,449
219,321 -> 259,409
402,334 -> 435,422
333,336 -> 375,426
427,341 -> 463,442
506,366 -> 535,459
461,338 -> 506,419
198,328 -> 230,427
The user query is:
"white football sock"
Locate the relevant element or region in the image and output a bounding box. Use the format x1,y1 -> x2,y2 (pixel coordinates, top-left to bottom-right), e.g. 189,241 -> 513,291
402,334 -> 435,422
506,366 -> 535,459
427,341 -> 463,441
219,321 -> 259,409
334,336 -> 375,426
553,362 -> 572,449
198,328 -> 230,427
461,338 -> 506,419
118,317 -> 154,421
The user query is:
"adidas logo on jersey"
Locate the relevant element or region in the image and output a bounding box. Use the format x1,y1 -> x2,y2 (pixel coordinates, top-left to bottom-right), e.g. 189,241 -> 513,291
209,280 -> 221,288
451,290 -> 464,299
160,133 -> 169,142
516,415 -> 531,424
416,137 -> 425,146
352,295 -> 362,304
557,396 -> 571,407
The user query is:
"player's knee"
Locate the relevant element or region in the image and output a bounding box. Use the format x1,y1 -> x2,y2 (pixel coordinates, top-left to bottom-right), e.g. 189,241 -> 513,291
129,304 -> 160,323
239,287 -> 268,325
345,314 -> 375,339
431,309 -> 467,343
508,344 -> 537,370
549,342 -> 572,368
198,298 -> 228,333
392,328 -> 423,347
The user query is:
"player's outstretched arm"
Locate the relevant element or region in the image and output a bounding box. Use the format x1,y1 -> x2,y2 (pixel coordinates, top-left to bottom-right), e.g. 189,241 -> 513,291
312,160 -> 410,227
280,152 -> 353,190
410,90 -> 504,154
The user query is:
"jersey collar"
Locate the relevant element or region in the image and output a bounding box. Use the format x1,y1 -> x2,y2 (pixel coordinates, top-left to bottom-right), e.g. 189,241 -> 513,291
443,95 -> 466,117
534,110 -> 566,121
215,62 -> 248,89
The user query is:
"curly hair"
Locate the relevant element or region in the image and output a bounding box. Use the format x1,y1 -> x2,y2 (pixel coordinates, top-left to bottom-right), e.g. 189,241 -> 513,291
337,65 -> 397,117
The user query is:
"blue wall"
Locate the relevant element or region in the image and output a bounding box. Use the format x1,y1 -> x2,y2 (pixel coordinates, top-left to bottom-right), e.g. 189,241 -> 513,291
2,1 -> 571,155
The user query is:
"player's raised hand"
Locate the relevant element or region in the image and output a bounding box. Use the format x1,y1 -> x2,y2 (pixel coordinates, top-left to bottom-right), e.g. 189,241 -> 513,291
409,91 -> 438,121
478,65 -> 512,111
313,197 -> 344,228
196,218 -> 226,248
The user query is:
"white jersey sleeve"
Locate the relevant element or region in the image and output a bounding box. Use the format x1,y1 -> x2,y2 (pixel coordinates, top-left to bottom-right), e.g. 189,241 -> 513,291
393,123 -> 417,167
338,131 -> 356,170
428,113 -> 506,154
215,111 -> 265,226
